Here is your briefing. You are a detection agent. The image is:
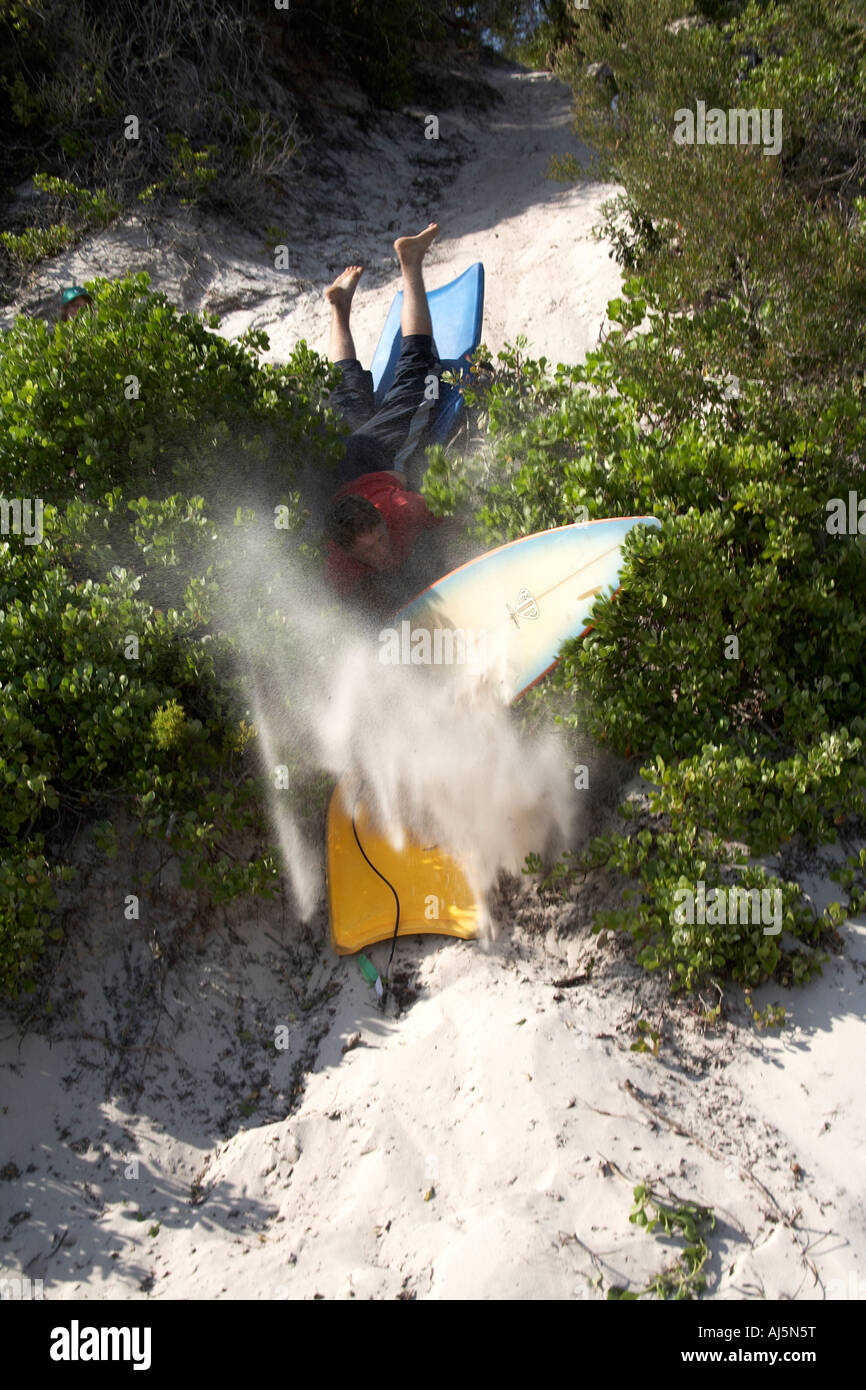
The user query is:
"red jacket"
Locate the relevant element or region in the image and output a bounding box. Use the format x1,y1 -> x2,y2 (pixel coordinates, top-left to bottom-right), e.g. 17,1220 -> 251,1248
325,472 -> 440,598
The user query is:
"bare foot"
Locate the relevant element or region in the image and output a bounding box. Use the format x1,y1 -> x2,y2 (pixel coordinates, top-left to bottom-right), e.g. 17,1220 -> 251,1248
325,265 -> 363,310
394,222 -> 439,267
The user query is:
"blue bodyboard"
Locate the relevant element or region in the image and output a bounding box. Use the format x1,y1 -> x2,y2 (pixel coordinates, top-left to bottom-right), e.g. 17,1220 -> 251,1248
369,262 -> 484,451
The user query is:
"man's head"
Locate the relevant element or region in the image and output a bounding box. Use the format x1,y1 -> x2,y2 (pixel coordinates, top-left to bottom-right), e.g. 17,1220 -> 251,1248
324,494 -> 393,570
60,286 -> 93,321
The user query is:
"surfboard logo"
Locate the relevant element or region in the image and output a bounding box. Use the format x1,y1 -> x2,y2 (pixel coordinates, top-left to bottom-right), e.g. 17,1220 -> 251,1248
507,587 -> 539,627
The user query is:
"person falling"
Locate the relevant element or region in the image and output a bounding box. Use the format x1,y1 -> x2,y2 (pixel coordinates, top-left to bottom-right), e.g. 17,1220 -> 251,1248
322,222 -> 446,603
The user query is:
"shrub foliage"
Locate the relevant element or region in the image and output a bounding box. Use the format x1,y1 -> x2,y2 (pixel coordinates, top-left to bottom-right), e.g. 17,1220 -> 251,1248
423,0 -> 866,993
0,273 -> 341,995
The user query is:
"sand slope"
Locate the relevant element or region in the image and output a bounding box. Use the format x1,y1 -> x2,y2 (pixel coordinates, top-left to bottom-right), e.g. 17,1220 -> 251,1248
1,65 -> 621,367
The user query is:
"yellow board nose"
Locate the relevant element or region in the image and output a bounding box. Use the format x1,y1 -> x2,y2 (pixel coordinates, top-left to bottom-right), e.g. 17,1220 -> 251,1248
327,787 -> 481,955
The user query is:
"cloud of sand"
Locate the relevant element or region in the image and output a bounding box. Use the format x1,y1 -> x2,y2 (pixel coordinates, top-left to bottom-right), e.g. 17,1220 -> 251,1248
217,524 -> 576,925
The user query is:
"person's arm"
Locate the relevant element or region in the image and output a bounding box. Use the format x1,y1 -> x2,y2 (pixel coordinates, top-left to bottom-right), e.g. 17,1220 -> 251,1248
380,469 -> 408,488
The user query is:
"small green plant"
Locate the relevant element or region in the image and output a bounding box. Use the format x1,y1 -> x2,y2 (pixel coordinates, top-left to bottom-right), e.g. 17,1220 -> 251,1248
150,700 -> 188,752
630,1019 -> 661,1056
744,993 -> 787,1031
608,1183 -> 716,1300
0,175 -> 121,271
0,223 -> 74,267
165,133 -> 219,204
31,173 -> 120,228
1,69 -> 41,127
263,226 -> 289,255
830,849 -> 866,916
522,848 -> 583,901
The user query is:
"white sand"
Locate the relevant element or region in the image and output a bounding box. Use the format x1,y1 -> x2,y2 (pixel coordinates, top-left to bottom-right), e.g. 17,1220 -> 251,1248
1,64 -> 864,1302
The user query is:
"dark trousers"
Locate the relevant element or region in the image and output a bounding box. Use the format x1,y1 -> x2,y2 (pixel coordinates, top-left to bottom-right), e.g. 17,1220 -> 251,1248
328,333 -> 441,491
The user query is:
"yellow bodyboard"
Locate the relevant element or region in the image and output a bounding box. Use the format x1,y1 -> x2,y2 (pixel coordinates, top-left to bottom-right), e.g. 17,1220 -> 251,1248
327,785 -> 481,955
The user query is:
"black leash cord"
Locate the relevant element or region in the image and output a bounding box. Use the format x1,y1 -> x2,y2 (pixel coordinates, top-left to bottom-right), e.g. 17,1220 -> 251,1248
351,797 -> 401,998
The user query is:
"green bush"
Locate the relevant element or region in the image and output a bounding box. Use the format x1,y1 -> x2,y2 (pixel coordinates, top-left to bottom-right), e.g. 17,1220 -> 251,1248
0,271 -> 342,504
0,222 -> 75,268
0,272 -> 344,996
1,174 -> 122,269
427,311 -> 864,991
553,0 -> 866,413
418,1 -> 866,994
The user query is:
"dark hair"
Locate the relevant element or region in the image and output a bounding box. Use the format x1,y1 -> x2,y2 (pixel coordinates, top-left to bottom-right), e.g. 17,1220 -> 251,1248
324,494 -> 382,550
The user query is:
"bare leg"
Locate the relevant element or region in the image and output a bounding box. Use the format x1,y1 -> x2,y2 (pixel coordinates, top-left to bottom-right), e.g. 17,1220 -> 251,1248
394,222 -> 438,337
325,265 -> 363,361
